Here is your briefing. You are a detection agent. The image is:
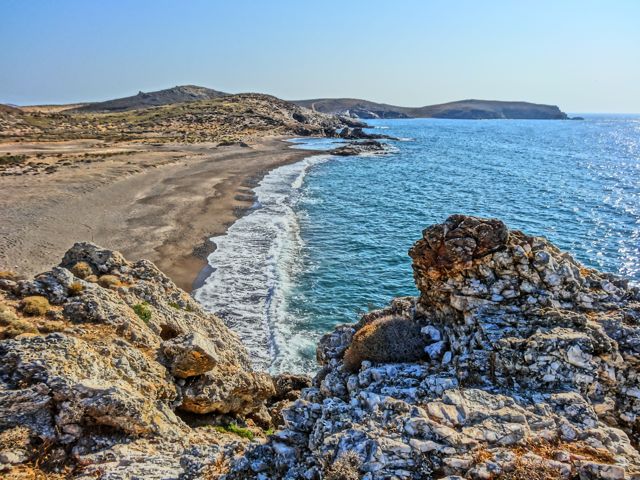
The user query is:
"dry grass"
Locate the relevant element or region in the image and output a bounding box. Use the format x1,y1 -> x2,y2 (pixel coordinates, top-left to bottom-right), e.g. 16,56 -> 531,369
511,438 -> 615,465
67,281 -> 84,296
0,270 -> 23,281
495,438 -> 616,480
473,447 -> 494,463
496,456 -> 563,480
70,261 -> 92,279
98,274 -> 121,289
343,315 -> 425,372
0,465 -> 71,479
20,296 -> 50,316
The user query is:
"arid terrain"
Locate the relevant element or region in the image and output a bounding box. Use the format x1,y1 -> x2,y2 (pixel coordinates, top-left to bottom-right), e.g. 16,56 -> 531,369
0,91 -> 357,290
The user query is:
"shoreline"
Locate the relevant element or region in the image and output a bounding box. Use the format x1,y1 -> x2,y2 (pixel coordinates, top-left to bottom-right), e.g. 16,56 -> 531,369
0,136 -> 324,292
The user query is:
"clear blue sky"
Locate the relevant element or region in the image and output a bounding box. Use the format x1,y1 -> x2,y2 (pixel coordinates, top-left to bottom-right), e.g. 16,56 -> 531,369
2,0 -> 639,112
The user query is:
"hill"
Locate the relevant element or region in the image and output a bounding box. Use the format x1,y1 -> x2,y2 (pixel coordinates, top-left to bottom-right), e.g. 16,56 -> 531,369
71,85 -> 229,113
1,93 -> 361,143
293,97 -> 569,119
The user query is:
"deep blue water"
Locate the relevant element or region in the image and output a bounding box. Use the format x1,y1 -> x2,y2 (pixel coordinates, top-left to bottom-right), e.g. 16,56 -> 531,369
195,116 -> 640,373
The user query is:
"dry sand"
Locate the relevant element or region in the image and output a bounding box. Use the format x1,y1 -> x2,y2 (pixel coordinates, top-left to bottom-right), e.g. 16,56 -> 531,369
0,137 -> 316,291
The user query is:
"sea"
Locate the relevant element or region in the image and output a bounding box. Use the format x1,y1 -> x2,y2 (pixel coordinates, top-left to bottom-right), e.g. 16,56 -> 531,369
193,115 -> 640,373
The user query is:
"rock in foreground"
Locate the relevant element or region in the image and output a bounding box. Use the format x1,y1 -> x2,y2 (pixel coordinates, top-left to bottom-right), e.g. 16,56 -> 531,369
228,215 -> 640,479
0,243 -> 303,478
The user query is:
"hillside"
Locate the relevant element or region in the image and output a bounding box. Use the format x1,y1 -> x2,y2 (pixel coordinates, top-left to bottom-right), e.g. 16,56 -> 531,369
1,93 -> 361,143
71,85 -> 229,113
293,97 -> 569,119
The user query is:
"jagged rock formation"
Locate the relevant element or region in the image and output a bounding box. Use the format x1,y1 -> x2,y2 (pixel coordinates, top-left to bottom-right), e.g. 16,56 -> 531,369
328,140 -> 387,156
0,244 -> 307,478
228,215 -> 640,479
3,216 -> 640,479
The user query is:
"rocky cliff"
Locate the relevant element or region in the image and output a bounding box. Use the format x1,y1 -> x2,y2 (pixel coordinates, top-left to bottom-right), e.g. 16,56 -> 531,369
228,215 -> 640,479
0,244 -> 309,478
2,216 -> 640,479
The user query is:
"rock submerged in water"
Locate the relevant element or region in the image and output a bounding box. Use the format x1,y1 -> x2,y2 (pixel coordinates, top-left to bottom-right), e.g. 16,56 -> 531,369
329,139 -> 387,156
2,216 -> 640,479
228,214 -> 640,479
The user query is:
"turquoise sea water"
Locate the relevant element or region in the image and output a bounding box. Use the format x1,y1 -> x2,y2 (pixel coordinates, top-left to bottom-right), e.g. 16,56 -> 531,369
195,115 -> 640,373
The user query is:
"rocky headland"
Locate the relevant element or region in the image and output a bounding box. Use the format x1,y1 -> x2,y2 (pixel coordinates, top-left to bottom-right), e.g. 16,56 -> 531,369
2,215 -> 640,479
292,99 -> 569,120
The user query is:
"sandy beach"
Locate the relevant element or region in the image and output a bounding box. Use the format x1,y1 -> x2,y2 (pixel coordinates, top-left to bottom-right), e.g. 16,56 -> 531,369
0,136 -> 315,291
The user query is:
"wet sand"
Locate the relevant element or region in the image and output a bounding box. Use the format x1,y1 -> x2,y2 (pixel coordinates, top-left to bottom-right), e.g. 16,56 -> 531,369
0,137 -> 316,291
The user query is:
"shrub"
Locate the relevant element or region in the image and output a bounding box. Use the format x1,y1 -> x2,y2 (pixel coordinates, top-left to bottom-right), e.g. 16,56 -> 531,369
214,423 -> 254,441
0,303 -> 18,325
0,303 -> 37,338
70,261 -> 93,279
85,275 -> 98,283
98,275 -> 121,289
4,318 -> 38,338
0,270 -> 22,281
343,315 -> 426,372
133,302 -> 152,323
38,320 -> 66,333
325,451 -> 361,480
168,301 -> 181,310
21,296 -> 50,316
68,281 -> 85,296
0,154 -> 26,166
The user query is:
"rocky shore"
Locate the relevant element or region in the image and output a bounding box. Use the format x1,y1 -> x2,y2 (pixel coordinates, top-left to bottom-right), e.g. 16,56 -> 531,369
2,215 -> 640,479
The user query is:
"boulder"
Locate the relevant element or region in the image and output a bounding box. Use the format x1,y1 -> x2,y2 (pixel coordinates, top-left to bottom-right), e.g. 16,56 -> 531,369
162,332 -> 219,378
181,369 -> 275,416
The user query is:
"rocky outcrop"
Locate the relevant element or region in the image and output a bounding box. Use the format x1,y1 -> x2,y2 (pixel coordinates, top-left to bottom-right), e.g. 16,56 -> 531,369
329,140 -> 387,156
335,126 -> 399,140
0,243 -> 287,478
228,215 -> 640,479
4,216 -> 640,479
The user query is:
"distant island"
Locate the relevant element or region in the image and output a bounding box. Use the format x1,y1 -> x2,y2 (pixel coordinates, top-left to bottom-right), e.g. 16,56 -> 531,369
292,97 -> 569,120
11,85 -> 570,120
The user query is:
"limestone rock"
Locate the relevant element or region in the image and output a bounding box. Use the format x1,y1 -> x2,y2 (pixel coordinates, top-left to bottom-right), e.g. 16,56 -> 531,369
0,242 -> 284,477
227,215 -> 640,479
181,369 -> 275,416
162,332 -> 219,378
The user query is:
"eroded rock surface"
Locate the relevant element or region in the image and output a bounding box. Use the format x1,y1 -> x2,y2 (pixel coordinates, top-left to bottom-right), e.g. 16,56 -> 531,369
0,243 -> 282,478
228,215 -> 640,479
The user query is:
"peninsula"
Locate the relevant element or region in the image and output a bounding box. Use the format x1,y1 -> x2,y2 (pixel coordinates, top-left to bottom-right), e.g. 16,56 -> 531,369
292,98 -> 569,120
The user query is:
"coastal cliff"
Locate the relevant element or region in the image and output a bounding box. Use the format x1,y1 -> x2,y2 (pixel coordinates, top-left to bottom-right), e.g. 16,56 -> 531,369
231,215 -> 640,479
293,98 -> 569,120
1,215 -> 640,478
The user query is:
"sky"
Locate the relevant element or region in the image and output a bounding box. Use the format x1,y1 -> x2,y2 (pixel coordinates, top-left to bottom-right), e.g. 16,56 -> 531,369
1,0 -> 639,112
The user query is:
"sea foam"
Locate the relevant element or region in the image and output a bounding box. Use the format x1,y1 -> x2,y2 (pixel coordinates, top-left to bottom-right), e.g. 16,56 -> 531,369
193,153 -> 331,371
